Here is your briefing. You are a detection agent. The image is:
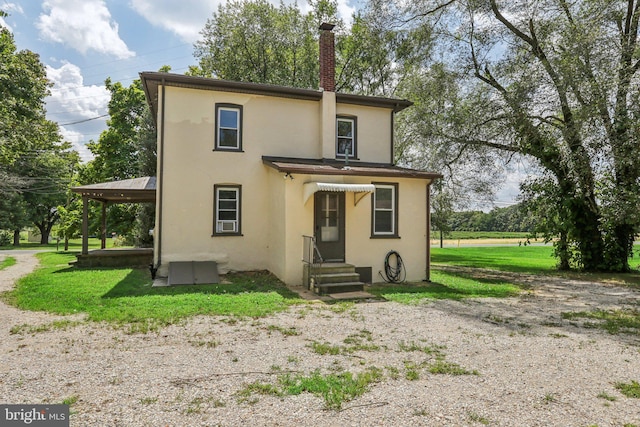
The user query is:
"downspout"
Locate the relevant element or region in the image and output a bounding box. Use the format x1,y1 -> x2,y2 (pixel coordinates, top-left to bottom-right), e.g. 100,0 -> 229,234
425,182 -> 432,282
390,110 -> 395,164
156,80 -> 166,269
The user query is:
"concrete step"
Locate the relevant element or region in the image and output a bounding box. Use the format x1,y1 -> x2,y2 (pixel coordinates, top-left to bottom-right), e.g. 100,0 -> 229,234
314,272 -> 361,284
314,281 -> 365,296
309,263 -> 356,275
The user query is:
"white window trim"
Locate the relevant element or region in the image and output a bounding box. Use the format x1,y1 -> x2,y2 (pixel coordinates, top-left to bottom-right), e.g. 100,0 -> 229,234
215,104 -> 242,150
372,184 -> 397,236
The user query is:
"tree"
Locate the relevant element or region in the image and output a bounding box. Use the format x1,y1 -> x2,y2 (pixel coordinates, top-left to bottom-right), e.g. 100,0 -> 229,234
82,77 -> 150,239
193,0 -> 424,97
375,0 -> 640,272
0,16 -> 72,244
194,0 -> 320,88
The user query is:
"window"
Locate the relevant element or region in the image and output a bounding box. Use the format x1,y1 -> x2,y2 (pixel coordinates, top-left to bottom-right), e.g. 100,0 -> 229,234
372,183 -> 398,237
336,116 -> 356,158
215,104 -> 242,151
213,185 -> 241,235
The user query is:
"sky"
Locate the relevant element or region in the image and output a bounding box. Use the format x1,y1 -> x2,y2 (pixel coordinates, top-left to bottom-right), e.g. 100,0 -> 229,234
1,0 -> 521,208
1,0 -> 358,163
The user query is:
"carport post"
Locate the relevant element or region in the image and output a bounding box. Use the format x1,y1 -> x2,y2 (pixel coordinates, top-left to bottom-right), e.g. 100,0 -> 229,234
101,202 -> 107,249
82,196 -> 89,255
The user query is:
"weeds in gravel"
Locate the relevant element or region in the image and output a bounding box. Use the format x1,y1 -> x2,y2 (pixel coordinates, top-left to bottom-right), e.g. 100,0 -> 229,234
467,411 -> 490,425
404,361 -> 420,380
427,359 -> 479,376
62,395 -> 79,406
235,368 -> 384,410
308,333 -> 382,355
9,320 -> 82,335
398,340 -> 446,357
266,325 -> 300,336
309,341 -> 342,355
615,380 -> 640,398
139,397 -> 158,405
283,368 -> 383,410
597,391 -> 617,401
0,256 -> 16,270
562,309 -> 640,335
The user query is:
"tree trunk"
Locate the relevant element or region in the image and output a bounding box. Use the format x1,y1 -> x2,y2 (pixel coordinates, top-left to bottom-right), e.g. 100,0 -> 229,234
439,229 -> 443,248
64,237 -> 69,251
12,229 -> 20,246
555,230 -> 570,271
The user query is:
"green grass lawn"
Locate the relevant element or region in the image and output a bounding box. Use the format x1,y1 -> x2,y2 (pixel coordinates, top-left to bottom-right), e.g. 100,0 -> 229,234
0,256 -> 16,270
369,269 -> 521,303
432,245 -> 558,273
2,252 -> 303,332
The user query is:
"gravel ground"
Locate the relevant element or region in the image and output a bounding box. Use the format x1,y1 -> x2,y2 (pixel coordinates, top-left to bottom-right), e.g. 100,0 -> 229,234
1,252 -> 640,426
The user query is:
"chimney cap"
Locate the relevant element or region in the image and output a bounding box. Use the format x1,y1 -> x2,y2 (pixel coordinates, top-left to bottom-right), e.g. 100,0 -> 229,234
319,22 -> 336,31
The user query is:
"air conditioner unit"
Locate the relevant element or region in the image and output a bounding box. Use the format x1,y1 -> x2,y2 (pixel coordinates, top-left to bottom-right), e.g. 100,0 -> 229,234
218,220 -> 237,232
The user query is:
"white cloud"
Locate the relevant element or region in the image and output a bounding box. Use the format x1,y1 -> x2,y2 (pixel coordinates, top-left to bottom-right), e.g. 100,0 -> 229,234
37,0 -> 135,59
130,0 -> 358,43
0,2 -> 24,31
59,127 -> 94,163
46,62 -> 111,162
129,0 -> 216,43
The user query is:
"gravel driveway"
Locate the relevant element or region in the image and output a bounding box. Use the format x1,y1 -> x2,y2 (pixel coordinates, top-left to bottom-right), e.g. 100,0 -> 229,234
1,252 -> 639,426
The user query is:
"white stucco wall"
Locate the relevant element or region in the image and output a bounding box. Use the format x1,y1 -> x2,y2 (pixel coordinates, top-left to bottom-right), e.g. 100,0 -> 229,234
155,84 -> 431,284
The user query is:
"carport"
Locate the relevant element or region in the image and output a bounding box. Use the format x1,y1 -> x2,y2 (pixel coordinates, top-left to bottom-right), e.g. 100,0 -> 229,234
71,177 -> 156,265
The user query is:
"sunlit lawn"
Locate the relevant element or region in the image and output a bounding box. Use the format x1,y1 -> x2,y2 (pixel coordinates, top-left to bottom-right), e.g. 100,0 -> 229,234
431,245 -> 559,273
2,252 -> 303,332
369,269 -> 521,303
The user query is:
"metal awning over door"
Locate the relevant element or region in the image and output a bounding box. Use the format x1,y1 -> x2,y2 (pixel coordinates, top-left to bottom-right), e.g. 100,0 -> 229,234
303,182 -> 375,205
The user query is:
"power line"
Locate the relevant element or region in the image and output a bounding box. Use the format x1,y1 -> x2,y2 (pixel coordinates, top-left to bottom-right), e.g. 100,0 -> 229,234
59,114 -> 109,126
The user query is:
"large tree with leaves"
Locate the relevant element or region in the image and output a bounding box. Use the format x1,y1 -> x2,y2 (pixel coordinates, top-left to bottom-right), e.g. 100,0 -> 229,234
81,71 -> 159,242
0,13 -> 75,244
376,0 -> 640,272
193,0 -> 426,96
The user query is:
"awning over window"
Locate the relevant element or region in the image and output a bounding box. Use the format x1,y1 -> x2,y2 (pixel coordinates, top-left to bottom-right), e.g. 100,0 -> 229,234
303,182 -> 376,205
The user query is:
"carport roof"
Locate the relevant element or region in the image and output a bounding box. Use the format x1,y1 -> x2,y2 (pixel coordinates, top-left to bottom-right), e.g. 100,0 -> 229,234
71,176 -> 156,203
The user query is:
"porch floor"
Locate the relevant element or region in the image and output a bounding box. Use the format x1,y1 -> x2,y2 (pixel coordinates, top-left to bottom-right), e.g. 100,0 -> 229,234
72,248 -> 153,268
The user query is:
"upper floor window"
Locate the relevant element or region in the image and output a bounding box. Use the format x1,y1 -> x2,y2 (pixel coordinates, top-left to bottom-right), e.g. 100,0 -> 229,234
215,104 -> 243,151
371,183 -> 398,238
213,184 -> 242,236
336,116 -> 356,158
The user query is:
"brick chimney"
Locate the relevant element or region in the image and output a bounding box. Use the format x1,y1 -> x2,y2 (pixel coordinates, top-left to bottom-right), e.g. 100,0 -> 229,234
319,23 -> 336,92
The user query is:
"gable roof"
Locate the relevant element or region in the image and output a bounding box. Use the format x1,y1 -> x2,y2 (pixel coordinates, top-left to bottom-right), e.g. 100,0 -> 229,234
139,72 -> 414,122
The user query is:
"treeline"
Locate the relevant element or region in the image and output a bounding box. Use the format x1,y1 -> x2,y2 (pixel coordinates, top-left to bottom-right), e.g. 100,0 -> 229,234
446,204 -> 534,233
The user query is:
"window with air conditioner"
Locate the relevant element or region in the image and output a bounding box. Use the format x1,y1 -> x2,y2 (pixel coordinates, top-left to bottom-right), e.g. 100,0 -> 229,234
213,185 -> 241,236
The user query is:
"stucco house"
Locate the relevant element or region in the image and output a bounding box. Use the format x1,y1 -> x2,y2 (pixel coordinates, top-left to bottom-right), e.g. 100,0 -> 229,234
139,24 -> 441,293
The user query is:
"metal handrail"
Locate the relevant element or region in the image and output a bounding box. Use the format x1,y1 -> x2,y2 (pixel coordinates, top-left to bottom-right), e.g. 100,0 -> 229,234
302,235 -> 323,290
